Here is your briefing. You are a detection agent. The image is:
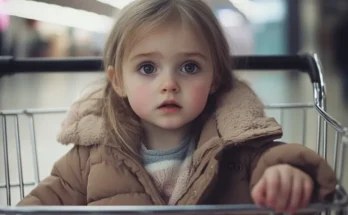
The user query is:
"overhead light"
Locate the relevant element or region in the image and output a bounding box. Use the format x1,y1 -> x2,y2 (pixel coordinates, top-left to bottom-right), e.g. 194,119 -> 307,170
229,0 -> 286,24
217,9 -> 245,27
97,0 -> 136,9
2,0 -> 113,33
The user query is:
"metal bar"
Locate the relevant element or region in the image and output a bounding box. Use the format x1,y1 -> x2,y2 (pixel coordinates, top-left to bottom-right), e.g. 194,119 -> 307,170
14,115 -> 25,200
264,103 -> 313,109
302,109 -> 307,146
29,115 -> 40,184
333,131 -> 340,175
309,54 -> 343,163
316,114 -> 322,155
314,103 -> 347,135
313,81 -> 324,157
313,84 -> 347,135
1,115 -> 11,205
0,56 -> 104,75
322,119 -> 328,160
310,55 -> 348,137
0,203 -> 346,215
0,182 -> 35,188
337,136 -> 347,185
309,55 -> 330,158
0,104 -> 314,115
0,108 -> 67,115
322,99 -> 328,160
0,55 -> 311,73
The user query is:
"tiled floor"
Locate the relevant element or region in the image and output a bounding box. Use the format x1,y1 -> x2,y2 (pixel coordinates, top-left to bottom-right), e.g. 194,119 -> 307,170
0,58 -> 347,205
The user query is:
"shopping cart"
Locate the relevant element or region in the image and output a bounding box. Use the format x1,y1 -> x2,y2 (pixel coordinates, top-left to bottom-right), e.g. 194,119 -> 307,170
0,53 -> 347,214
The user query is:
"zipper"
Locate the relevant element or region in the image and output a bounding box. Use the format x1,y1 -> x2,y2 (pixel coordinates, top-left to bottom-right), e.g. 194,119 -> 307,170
191,142 -> 247,204
119,150 -> 165,205
174,144 -> 221,204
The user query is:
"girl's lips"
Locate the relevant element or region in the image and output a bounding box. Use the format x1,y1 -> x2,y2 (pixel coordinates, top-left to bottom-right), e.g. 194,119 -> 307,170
158,106 -> 181,113
158,99 -> 181,108
158,100 -> 182,113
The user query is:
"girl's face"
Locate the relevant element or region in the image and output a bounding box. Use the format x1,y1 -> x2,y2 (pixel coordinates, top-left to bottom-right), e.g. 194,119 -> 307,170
120,22 -> 214,131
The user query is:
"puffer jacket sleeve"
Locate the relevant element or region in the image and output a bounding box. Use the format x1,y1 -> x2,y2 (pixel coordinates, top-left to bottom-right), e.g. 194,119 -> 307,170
17,145 -> 90,205
249,142 -> 337,202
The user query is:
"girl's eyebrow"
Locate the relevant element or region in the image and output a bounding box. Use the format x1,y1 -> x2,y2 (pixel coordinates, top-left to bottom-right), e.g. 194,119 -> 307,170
130,52 -> 162,61
130,51 -> 208,61
181,52 -> 208,61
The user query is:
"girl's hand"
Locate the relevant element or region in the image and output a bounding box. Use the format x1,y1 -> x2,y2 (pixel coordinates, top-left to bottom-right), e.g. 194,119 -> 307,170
251,164 -> 313,213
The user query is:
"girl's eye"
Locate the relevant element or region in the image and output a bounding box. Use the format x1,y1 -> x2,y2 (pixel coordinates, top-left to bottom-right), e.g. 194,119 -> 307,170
139,63 -> 156,74
181,62 -> 198,74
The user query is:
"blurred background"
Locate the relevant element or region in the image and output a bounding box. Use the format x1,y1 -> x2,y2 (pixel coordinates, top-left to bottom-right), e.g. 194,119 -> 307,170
0,0 -> 348,109
1,0 -> 348,206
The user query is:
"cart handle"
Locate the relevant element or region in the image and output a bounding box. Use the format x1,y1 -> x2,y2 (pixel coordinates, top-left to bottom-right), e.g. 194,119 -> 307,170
0,54 -> 320,83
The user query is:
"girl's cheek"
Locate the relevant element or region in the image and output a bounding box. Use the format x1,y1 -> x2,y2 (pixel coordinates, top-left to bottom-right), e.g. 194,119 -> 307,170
127,85 -> 153,114
187,85 -> 211,112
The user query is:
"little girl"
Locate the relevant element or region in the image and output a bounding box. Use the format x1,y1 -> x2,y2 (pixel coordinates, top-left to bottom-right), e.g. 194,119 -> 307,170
18,0 -> 337,213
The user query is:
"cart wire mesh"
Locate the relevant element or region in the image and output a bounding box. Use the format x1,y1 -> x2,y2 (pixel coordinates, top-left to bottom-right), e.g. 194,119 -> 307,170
0,54 -> 348,214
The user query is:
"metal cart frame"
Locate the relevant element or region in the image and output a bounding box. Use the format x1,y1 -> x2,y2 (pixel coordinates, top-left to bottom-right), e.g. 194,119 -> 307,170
0,53 -> 347,214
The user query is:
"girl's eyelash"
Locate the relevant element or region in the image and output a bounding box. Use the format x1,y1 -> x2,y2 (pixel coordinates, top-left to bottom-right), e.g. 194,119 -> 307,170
137,62 -> 154,70
183,61 -> 201,69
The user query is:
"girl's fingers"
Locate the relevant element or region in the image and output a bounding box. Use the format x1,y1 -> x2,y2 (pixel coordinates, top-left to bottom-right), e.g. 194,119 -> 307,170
254,165 -> 314,214
265,168 -> 281,208
275,167 -> 292,212
251,177 -> 267,206
287,177 -> 303,213
301,177 -> 313,208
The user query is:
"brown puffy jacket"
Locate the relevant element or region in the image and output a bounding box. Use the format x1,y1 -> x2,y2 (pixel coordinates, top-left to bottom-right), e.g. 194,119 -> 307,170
18,81 -> 336,206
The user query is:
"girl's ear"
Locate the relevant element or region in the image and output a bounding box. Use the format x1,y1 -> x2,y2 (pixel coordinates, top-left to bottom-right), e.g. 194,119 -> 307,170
107,66 -> 127,97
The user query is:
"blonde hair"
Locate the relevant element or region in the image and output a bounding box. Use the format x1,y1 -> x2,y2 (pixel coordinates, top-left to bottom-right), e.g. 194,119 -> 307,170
101,0 -> 234,155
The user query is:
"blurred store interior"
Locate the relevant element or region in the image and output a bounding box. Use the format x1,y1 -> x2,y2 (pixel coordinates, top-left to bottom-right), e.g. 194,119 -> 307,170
1,0 -> 347,120
1,0 -> 347,106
